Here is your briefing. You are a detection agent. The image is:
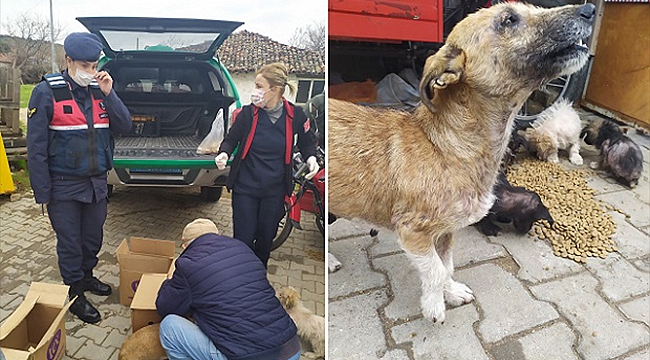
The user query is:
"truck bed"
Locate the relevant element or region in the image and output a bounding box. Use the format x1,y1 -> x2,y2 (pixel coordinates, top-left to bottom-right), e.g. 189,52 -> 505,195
114,135 -> 215,159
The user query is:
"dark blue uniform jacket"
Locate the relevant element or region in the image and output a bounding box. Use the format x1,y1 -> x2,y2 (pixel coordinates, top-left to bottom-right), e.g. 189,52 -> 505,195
218,102 -> 317,196
156,233 -> 298,360
27,71 -> 131,204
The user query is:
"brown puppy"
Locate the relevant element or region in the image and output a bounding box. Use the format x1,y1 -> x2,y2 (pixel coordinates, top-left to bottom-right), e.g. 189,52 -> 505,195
328,2 -> 594,323
277,286 -> 325,359
118,323 -> 166,360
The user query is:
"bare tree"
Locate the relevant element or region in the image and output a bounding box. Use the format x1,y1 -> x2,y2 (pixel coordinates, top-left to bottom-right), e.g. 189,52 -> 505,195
4,13 -> 62,70
289,22 -> 325,60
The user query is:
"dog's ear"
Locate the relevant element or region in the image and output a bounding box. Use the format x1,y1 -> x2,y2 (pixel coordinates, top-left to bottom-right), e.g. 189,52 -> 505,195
419,44 -> 466,113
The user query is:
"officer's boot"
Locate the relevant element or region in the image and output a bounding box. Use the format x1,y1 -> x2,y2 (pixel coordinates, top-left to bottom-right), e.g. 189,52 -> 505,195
68,281 -> 101,324
81,273 -> 112,296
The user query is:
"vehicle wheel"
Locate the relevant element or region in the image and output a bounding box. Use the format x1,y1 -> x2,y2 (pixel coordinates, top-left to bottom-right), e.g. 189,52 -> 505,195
200,186 -> 223,202
315,210 -> 325,237
514,57 -> 591,129
271,203 -> 293,251
107,184 -> 113,198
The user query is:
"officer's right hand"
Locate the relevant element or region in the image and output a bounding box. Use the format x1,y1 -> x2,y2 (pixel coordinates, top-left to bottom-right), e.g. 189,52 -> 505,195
215,152 -> 228,170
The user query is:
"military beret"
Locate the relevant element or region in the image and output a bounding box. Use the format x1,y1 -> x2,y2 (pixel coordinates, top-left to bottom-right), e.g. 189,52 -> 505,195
64,32 -> 103,62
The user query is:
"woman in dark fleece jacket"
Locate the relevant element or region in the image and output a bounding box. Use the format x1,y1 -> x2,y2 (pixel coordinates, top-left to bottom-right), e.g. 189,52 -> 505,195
215,62 -> 318,268
156,219 -> 301,360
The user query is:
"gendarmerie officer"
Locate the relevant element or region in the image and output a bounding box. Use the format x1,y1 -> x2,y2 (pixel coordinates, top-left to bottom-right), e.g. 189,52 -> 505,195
27,32 -> 132,324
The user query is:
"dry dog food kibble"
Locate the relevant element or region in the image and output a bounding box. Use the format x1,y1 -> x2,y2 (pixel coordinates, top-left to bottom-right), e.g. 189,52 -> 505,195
507,159 -> 620,263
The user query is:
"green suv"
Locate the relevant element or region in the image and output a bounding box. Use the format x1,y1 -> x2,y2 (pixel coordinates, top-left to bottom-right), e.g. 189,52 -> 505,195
78,17 -> 243,201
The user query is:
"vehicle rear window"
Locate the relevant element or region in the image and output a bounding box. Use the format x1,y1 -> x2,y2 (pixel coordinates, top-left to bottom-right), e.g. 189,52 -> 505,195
100,30 -> 221,53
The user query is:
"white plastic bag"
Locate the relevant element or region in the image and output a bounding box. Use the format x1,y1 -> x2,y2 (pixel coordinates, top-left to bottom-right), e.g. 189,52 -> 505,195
196,109 -> 225,154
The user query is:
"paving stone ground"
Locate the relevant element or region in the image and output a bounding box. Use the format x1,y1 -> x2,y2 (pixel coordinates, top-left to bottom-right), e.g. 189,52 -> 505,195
0,187 -> 325,360
328,110 -> 650,360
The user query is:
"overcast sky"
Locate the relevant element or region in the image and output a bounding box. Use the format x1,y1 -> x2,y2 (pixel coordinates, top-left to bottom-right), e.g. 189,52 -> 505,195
0,0 -> 326,45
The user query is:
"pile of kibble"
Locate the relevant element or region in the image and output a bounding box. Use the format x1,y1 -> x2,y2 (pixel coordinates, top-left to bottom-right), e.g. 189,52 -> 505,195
507,159 -> 621,263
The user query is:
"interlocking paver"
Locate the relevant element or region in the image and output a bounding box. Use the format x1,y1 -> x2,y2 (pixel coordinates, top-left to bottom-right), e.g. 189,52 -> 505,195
456,263 -> 559,343
596,190 -> 650,228
328,235 -> 386,298
609,211 -> 650,259
490,230 -> 583,283
530,272 -> 649,360
391,305 -> 488,360
379,349 -> 410,360
74,341 -> 116,360
515,322 -> 578,360
373,253 -> 421,321
584,253 -> 650,302
328,289 -> 389,359
622,348 -> 650,360
453,226 -> 508,267
619,295 -> 650,327
368,226 -> 403,256
1,187 -> 324,360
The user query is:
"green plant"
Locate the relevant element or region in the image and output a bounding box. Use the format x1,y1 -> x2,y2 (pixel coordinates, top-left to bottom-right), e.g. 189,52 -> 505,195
9,161 -> 30,193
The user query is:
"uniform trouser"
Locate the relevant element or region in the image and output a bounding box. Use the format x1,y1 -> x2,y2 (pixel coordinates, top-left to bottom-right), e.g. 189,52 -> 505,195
232,191 -> 285,267
47,198 -> 107,285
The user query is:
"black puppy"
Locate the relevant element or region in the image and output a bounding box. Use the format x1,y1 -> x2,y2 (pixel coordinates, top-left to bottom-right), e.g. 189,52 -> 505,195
476,172 -> 554,236
502,129 -> 532,170
581,118 -> 644,187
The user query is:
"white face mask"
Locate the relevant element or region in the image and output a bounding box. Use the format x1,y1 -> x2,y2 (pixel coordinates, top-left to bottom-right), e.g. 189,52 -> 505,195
250,88 -> 269,108
71,68 -> 95,87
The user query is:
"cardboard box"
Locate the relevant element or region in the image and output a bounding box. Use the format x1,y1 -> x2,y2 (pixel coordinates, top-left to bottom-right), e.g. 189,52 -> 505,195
116,236 -> 175,306
0,283 -> 72,360
130,273 -> 167,332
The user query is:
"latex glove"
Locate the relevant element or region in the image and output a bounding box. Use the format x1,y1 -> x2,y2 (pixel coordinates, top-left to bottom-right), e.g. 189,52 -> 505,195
305,156 -> 319,180
215,152 -> 228,170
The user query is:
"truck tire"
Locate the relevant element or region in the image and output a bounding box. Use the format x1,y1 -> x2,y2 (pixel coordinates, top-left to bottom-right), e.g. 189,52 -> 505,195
271,203 -> 293,251
514,58 -> 591,129
200,186 -> 223,202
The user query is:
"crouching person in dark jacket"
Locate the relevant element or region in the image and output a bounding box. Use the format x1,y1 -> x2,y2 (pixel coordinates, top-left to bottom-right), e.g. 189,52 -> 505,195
156,218 -> 301,360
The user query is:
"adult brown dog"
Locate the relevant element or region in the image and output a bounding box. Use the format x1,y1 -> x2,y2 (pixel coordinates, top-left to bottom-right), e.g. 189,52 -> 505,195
328,2 -> 594,323
118,323 -> 166,360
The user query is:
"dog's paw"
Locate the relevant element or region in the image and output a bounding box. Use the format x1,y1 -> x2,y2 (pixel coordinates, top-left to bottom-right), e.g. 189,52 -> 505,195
570,154 -> 583,165
444,280 -> 475,307
476,221 -> 501,237
328,252 -> 342,273
589,161 -> 599,170
548,154 -> 560,163
421,290 -> 446,323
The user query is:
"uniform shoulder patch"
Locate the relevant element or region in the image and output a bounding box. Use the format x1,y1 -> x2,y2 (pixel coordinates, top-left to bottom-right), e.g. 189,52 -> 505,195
28,108 -> 37,118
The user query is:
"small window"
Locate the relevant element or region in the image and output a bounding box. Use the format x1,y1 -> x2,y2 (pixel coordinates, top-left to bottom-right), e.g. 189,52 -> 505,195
296,80 -> 311,103
208,72 -> 223,92
312,80 -> 325,96
295,79 -> 325,104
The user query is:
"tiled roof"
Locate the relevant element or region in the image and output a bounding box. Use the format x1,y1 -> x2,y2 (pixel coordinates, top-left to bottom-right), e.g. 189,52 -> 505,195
219,30 -> 324,76
181,30 -> 324,76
